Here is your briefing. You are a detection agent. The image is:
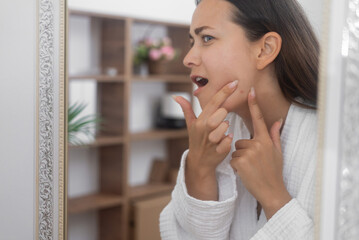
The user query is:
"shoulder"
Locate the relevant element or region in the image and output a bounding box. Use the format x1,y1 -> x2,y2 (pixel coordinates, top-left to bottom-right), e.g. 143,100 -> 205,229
281,103 -> 318,156
290,104 -> 317,133
290,97 -> 317,126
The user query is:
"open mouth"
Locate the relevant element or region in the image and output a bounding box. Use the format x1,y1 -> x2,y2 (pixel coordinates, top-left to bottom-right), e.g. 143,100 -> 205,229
192,75 -> 209,87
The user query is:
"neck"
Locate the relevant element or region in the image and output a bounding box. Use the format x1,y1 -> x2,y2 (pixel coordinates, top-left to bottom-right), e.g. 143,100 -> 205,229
237,79 -> 291,137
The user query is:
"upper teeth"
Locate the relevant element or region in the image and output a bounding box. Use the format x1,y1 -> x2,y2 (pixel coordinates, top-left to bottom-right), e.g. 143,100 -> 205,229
196,77 -> 204,82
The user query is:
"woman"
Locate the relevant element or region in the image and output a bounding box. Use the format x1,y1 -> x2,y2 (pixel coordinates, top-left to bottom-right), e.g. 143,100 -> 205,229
160,0 -> 319,239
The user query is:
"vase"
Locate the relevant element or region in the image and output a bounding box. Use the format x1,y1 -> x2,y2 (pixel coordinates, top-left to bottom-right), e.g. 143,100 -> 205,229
148,60 -> 166,74
133,63 -> 149,76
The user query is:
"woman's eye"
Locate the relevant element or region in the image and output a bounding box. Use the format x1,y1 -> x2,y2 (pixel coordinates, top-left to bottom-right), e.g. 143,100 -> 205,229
188,35 -> 213,48
202,35 -> 214,43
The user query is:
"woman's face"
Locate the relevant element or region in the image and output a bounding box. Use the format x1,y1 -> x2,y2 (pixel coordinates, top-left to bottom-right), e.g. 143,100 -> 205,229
184,0 -> 258,112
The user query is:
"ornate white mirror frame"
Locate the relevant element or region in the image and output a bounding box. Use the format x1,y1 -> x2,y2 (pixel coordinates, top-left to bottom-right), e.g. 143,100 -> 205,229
36,0 -> 67,239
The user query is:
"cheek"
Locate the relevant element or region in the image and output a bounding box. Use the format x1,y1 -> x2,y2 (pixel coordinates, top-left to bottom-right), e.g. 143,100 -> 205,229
221,86 -> 249,112
198,82 -> 249,112
223,42 -> 256,80
199,45 -> 255,110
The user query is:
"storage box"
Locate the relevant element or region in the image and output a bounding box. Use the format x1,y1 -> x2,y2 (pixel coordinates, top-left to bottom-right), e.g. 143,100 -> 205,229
131,194 -> 171,240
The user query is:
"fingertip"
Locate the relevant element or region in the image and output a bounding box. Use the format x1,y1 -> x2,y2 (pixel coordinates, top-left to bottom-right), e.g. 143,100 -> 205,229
270,120 -> 282,138
278,118 -> 284,129
272,118 -> 283,132
247,87 -> 254,103
172,95 -> 179,103
173,96 -> 188,108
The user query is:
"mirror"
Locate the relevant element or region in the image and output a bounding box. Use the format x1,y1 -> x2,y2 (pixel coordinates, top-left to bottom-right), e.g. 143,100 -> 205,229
1,0 -> 358,239
66,1 -> 326,239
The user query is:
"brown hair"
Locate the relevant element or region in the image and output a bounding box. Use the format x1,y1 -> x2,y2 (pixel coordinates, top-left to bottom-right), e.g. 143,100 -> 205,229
195,0 -> 319,108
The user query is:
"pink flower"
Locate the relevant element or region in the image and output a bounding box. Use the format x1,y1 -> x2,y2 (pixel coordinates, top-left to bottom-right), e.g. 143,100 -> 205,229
149,49 -> 162,61
161,46 -> 175,60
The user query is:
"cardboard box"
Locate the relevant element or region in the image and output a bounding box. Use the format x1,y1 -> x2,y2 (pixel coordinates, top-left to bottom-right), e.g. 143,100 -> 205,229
148,159 -> 169,183
132,194 -> 171,240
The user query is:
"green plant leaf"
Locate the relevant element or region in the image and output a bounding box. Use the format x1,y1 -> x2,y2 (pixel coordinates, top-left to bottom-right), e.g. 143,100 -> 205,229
68,101 -> 103,146
68,102 -> 87,122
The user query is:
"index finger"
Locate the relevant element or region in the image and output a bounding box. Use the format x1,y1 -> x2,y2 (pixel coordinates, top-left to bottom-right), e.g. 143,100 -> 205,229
201,80 -> 239,118
173,95 -> 197,129
248,87 -> 268,137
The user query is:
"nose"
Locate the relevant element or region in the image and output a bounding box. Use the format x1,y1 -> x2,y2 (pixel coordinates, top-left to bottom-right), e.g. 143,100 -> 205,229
183,47 -> 200,68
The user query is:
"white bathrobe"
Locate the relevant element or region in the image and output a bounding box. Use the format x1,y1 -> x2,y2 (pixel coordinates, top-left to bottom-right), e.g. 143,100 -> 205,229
160,103 -> 317,240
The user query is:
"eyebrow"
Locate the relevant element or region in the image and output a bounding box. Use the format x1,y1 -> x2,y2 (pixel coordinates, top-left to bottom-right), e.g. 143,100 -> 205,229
189,26 -> 214,39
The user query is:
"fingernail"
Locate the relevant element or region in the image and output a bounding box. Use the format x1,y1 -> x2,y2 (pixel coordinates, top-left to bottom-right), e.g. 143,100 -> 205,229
228,133 -> 234,139
228,80 -> 239,89
250,87 -> 255,97
278,118 -> 283,128
172,95 -> 178,102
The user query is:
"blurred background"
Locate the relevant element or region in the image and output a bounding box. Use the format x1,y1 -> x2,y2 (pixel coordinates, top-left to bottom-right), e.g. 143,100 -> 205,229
67,1 -> 196,240
66,0 -> 323,239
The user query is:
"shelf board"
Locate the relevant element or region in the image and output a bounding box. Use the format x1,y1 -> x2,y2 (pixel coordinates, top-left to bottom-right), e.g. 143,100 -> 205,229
69,9 -> 128,21
132,74 -> 191,83
68,193 -> 124,214
69,136 -> 125,148
130,129 -> 188,141
129,183 -> 174,200
68,130 -> 188,148
69,75 -> 126,82
68,74 -> 192,84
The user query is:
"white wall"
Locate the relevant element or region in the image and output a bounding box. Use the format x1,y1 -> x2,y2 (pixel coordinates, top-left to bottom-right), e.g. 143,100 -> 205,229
298,0 -> 324,38
69,0 -> 196,24
68,0 -> 323,29
0,0 -> 37,239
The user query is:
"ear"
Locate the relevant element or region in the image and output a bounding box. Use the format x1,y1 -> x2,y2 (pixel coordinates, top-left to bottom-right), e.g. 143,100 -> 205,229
255,32 -> 282,70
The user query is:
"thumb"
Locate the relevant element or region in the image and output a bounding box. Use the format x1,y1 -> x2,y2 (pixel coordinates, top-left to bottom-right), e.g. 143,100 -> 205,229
270,118 -> 283,153
172,95 -> 196,128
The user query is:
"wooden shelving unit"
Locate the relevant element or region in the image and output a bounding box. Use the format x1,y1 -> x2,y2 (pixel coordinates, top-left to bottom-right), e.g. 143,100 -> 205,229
69,136 -> 126,148
130,129 -> 188,141
69,74 -> 189,83
132,74 -> 189,83
68,193 -> 125,214
129,183 -> 175,200
68,75 -> 126,82
68,9 -> 191,240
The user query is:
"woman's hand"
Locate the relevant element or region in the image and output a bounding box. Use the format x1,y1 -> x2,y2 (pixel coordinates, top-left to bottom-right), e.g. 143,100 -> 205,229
173,80 -> 238,200
230,87 -> 292,219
